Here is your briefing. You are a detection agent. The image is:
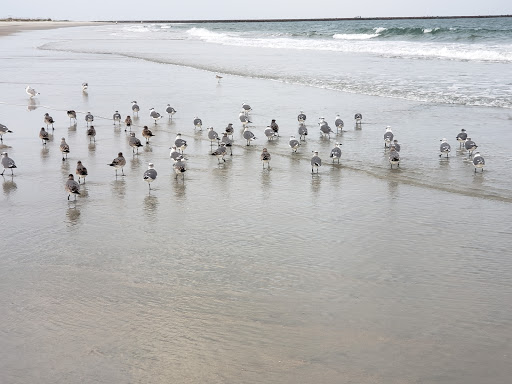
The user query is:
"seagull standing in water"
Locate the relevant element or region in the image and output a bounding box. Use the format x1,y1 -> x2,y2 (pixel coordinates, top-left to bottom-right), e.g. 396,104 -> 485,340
113,110 -> 122,125
39,127 -> 50,144
65,174 -> 80,200
129,132 -> 143,154
60,137 -> 70,161
0,124 -> 13,142
149,108 -> 162,124
239,111 -> 251,126
472,152 -> 485,173
298,123 -> 308,141
264,126 -> 277,141
75,161 -> 88,184
174,133 -> 188,153
221,133 -> 233,155
143,163 -> 157,191
334,114 -> 344,134
297,111 -> 307,123
67,110 -> 77,124
270,119 -> 279,137
87,125 -> 96,143
319,120 -> 334,138
242,102 -> 252,116
464,138 -> 478,158
354,113 -> 363,125
44,113 -> 55,130
439,138 -> 451,158
26,85 -> 39,98
383,126 -> 394,148
165,104 -> 177,119
330,142 -> 342,163
260,148 -> 271,169
392,139 -> 401,152
389,147 -> 400,168
243,127 -> 256,146
1,152 -> 16,176
124,116 -> 132,132
289,135 -> 300,153
131,101 -> 140,116
169,146 -> 181,161
311,151 -> 322,173
207,127 -> 220,146
225,123 -> 234,139
193,117 -> 203,131
85,112 -> 94,126
173,155 -> 187,180
82,82 -> 88,91
211,143 -> 227,163
456,128 -> 468,149
142,126 -> 155,144
108,152 -> 126,177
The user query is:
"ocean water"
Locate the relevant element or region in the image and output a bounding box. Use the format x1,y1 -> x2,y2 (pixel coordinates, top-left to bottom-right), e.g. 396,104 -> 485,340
1,18 -> 512,383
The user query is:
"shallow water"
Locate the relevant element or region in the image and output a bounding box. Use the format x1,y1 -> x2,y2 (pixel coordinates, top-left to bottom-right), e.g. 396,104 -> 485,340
1,25 -> 511,383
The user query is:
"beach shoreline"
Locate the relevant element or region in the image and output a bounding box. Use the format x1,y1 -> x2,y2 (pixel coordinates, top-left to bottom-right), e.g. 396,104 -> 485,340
0,21 -> 105,37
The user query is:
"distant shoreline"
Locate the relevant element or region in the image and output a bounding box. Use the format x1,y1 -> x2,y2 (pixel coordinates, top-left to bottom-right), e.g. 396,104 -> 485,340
102,14 -> 511,23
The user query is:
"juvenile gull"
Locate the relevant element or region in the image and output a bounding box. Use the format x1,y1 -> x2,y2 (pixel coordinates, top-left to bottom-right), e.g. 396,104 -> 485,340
75,160 -> 88,184
243,127 -> 256,146
334,114 -> 344,134
165,104 -> 177,119
82,82 -> 88,91
311,151 -> 322,173
270,119 -> 279,136
392,139 -> 401,152
330,142 -> 342,163
87,125 -> 96,143
67,110 -> 77,124
26,85 -> 39,98
264,127 -> 277,141
0,123 -> 13,142
173,155 -> 187,180
464,138 -> 478,158
456,128 -> 468,148
194,117 -> 203,131
174,133 -> 188,153
298,123 -> 308,141
289,135 -> 300,153
113,110 -> 122,125
39,127 -> 50,144
124,116 -> 132,132
207,127 -> 220,146
85,112 -> 94,126
472,152 -> 485,173
297,111 -> 307,123
108,152 -> 126,177
143,163 -> 158,191
260,148 -> 271,169
383,126 -> 394,148
149,108 -> 162,124
129,132 -> 143,154
389,147 -> 400,168
1,152 -> 16,176
211,143 -> 227,163
225,123 -> 234,137
60,137 -> 70,161
439,138 -> 451,158
44,113 -> 55,130
65,174 -> 80,200
131,101 -> 140,116
142,125 -> 155,144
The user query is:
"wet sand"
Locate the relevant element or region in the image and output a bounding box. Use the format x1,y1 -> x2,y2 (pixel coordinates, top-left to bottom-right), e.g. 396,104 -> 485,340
0,21 -> 104,37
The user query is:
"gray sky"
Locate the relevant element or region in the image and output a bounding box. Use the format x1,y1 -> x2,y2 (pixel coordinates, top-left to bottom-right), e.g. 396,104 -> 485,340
2,0 -> 511,21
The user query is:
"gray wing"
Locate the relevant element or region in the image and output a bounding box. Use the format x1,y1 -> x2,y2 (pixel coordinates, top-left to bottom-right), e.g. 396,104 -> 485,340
311,156 -> 322,166
290,139 -> 299,147
440,143 -> 450,152
330,148 -> 341,157
243,130 -> 254,139
335,118 -> 344,127
473,156 -> 485,165
384,132 -> 394,140
144,169 -> 157,179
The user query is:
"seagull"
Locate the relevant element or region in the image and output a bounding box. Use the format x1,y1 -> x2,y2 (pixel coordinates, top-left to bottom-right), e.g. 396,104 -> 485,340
44,113 -> 55,130
330,142 -> 342,163
334,114 -> 344,134
211,143 -> 227,163
108,152 -> 126,177
131,101 -> 140,116
60,137 -> 70,161
174,133 -> 188,153
472,152 -> 485,173
85,112 -> 94,126
242,102 -> 252,116
207,127 -> 220,146
82,82 -> 88,91
65,174 -> 80,200
113,110 -> 122,125
75,161 -> 88,184
264,127 -> 277,141
320,121 -> 334,138
225,123 -> 234,138
298,111 -> 307,123
39,127 -> 50,144
221,132 -> 233,155
142,126 -> 155,144
311,151 -> 322,173
216,74 -> 223,83
87,125 -> 96,143
383,126 -> 394,148
173,155 -> 187,180
392,139 -> 401,152
165,104 -> 177,119
289,135 -> 300,153
243,127 -> 256,146
439,138 -> 451,158
239,111 -> 251,126
260,148 -> 271,169
355,113 -> 363,125
1,152 -> 16,176
464,138 -> 478,158
143,163 -> 158,191
26,85 -> 39,98
298,123 -> 308,141
456,128 -> 468,149
389,147 -> 400,168
169,146 -> 181,161
193,117 -> 203,131
124,116 -> 132,132
149,108 -> 162,124
270,119 -> 279,137
129,132 -> 143,154
0,123 -> 13,142
67,110 -> 77,124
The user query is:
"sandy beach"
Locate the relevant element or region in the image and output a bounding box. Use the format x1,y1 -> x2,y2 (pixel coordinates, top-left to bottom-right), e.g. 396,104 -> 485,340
0,21 -> 104,37
1,20 -> 511,384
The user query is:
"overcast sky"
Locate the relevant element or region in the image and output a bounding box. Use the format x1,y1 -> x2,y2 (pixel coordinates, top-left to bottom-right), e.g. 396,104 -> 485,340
2,0 -> 511,21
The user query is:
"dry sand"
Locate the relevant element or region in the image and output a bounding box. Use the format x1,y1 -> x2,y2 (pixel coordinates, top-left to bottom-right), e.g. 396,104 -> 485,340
0,21 -> 105,37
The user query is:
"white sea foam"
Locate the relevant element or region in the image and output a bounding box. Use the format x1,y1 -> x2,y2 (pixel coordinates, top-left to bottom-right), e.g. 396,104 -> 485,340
374,27 -> 388,34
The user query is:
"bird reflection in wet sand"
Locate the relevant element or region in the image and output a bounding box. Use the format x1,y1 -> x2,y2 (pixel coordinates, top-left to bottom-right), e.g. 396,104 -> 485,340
27,98 -> 38,111
143,194 -> 159,217
2,175 -> 17,196
112,178 -> 127,198
66,206 -> 81,226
